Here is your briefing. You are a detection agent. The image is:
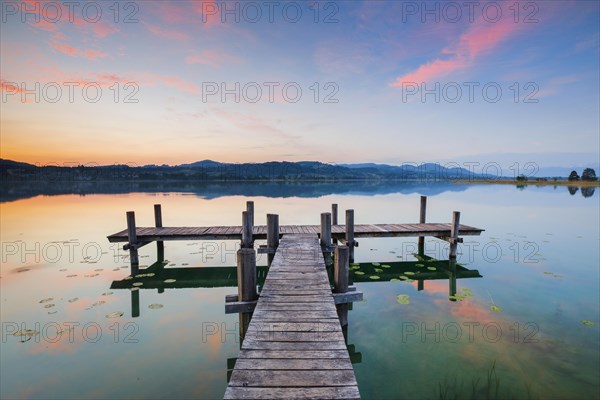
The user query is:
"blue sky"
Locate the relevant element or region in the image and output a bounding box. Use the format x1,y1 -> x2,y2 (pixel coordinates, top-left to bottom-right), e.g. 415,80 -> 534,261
1,0 -> 598,169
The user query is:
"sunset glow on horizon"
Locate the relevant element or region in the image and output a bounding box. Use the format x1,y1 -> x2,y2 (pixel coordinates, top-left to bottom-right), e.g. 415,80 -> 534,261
1,1 -> 598,167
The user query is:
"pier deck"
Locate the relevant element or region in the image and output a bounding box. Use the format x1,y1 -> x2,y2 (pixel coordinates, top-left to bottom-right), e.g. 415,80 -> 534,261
224,234 -> 360,400
107,222 -> 483,243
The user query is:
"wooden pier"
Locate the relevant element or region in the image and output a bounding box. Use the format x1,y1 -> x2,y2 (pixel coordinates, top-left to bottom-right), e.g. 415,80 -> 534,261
106,196 -> 484,400
224,235 -> 360,399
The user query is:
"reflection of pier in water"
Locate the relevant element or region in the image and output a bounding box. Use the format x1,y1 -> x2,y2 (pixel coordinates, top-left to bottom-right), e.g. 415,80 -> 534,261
106,196 -> 484,399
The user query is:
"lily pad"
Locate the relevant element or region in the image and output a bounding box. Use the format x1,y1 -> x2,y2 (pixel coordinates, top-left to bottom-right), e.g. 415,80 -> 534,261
461,288 -> 472,293
372,262 -> 380,266
66,274 -> 78,278
132,282 -> 143,287
390,278 -> 401,282
381,264 -> 391,268
39,297 -> 54,304
374,268 -> 383,273
427,266 -> 437,271
102,292 -> 114,296
405,271 -> 415,275
490,305 -> 502,313
13,329 -> 39,337
581,320 -> 594,326
106,311 -> 124,318
43,304 -> 55,309
163,279 -> 176,283
148,303 -> 164,310
415,264 -> 425,268
129,287 -> 139,292
68,298 -> 79,303
354,271 -> 365,275
369,275 -> 381,280
399,275 -> 408,280
396,294 -> 410,305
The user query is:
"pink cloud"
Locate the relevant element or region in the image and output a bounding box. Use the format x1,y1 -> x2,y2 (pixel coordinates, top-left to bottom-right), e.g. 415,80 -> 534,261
153,2 -> 186,23
145,23 -> 188,41
185,50 -> 240,68
52,43 -> 77,57
392,17 -> 522,86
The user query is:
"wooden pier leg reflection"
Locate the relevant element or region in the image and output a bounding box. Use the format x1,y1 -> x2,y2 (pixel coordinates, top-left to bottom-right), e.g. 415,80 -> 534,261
131,289 -> 140,318
334,246 -> 349,328
448,259 -> 457,300
126,211 -> 139,276
345,209 -> 355,262
236,248 -> 257,344
418,196 -> 427,256
154,204 -> 164,262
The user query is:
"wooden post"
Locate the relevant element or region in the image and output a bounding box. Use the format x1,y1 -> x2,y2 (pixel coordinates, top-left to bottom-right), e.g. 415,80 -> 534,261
418,196 -> 427,255
154,204 -> 164,261
246,201 -> 254,229
267,214 -> 279,266
320,212 -> 332,249
321,212 -> 332,266
242,211 -> 253,249
131,289 -> 140,318
448,259 -> 457,300
331,204 -> 338,225
345,209 -> 355,261
449,211 -> 460,260
335,245 -> 349,328
126,211 -> 139,275
334,245 -> 349,293
237,248 -> 257,301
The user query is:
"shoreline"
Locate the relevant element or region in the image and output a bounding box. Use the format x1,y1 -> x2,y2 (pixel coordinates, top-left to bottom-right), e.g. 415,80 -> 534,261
452,179 -> 600,187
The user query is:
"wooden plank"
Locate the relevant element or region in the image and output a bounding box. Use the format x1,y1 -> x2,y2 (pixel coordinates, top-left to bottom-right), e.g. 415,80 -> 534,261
224,386 -> 360,400
252,310 -> 339,319
242,340 -> 348,350
228,370 -> 357,387
232,358 -> 353,370
237,349 -> 350,359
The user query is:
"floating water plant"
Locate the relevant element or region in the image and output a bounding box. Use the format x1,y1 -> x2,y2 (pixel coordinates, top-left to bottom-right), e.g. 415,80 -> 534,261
374,268 -> 383,273
399,275 -> 408,280
369,275 -> 381,280
405,271 -> 415,275
372,262 -> 380,266
148,304 -> 164,310
106,311 -> 124,318
404,278 -> 414,283
66,274 -> 77,278
427,266 -> 437,271
581,320 -> 594,326
43,304 -> 55,309
396,294 -> 410,305
381,264 -> 391,268
39,298 -> 53,304
164,279 -> 176,283
415,264 -> 424,268
390,278 -> 400,282
132,282 -> 143,287
68,298 -> 78,303
102,292 -> 114,296
129,287 -> 139,292
490,305 -> 502,312
354,271 -> 365,275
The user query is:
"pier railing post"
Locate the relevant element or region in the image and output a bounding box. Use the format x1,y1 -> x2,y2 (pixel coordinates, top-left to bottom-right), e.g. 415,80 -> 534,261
335,245 -> 350,327
334,245 -> 349,293
449,211 -> 460,260
266,214 -> 279,267
154,204 -> 164,261
237,248 -> 258,302
345,209 -> 355,261
126,211 -> 139,275
320,212 -> 332,266
418,196 -> 427,256
246,201 -> 254,230
331,203 -> 338,226
242,211 -> 253,249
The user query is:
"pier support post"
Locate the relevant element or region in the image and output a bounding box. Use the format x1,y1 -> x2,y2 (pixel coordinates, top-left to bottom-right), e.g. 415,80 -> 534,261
126,211 -> 139,275
418,196 -> 427,256
131,289 -> 140,318
242,211 -> 253,249
449,211 -> 460,260
331,204 -> 338,226
320,212 -> 332,266
154,204 -> 164,261
266,214 -> 279,267
237,248 -> 257,302
246,201 -> 254,230
335,245 -> 350,327
345,209 -> 355,261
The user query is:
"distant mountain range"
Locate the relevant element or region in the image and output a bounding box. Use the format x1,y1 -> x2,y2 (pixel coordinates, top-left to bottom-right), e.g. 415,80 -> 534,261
1,159 -> 496,182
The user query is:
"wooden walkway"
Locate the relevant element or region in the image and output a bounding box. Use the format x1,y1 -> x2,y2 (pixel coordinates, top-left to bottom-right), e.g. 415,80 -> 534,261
107,222 -> 483,243
224,234 -> 360,400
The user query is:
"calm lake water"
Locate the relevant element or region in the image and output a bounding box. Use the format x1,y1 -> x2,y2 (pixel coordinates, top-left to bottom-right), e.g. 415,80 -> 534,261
1,183 -> 598,399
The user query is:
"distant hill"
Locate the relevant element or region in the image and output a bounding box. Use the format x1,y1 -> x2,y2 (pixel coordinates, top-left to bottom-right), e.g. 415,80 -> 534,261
1,158 -> 495,182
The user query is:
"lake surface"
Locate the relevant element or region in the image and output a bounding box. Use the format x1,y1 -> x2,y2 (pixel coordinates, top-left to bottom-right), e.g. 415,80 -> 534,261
1,182 -> 598,399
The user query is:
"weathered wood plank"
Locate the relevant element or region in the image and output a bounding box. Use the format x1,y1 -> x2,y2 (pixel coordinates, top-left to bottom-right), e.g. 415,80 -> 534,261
242,340 -> 348,350
224,386 -> 360,400
237,349 -> 351,359
228,370 -> 357,387
232,358 -> 353,370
